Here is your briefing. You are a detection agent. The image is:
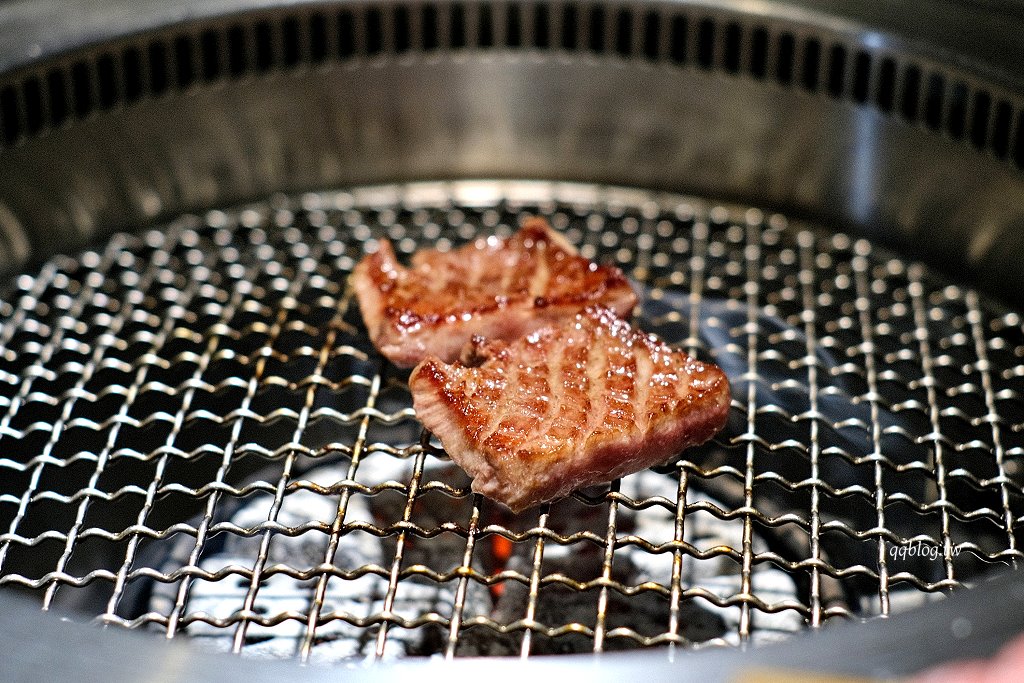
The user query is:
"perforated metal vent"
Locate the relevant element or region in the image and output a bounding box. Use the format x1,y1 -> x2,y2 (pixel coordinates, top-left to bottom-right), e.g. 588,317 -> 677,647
1,1 -> 1023,169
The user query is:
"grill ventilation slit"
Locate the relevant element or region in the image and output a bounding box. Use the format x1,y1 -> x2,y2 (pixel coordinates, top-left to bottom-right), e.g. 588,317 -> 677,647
615,9 -> 632,57
338,10 -> 356,58
560,4 -> 578,50
801,38 -> 821,92
966,90 -> 991,149
96,54 -> 118,109
394,5 -> 412,53
21,77 -> 42,134
776,33 -> 795,84
70,61 -> 93,117
45,69 -> 67,127
0,86 -> 18,144
587,6 -> 605,53
174,35 -> 196,89
924,72 -> 946,130
146,40 -> 169,95
254,21 -> 274,71
876,57 -> 897,112
992,100 -> 1012,159
421,4 -> 439,51
478,3 -> 495,48
697,18 -> 715,68
749,26 -> 767,76
227,25 -> 248,75
642,11 -> 660,61
282,16 -> 302,66
200,30 -> 222,81
669,15 -> 687,64
309,12 -> 329,62
366,8 -> 385,55
852,51 -> 871,103
723,22 -> 741,73
122,47 -> 144,102
947,82 -> 968,140
827,44 -> 846,97
450,4 -> 467,49
901,64 -> 922,122
969,90 -> 991,149
506,4 -> 522,48
534,3 -> 551,49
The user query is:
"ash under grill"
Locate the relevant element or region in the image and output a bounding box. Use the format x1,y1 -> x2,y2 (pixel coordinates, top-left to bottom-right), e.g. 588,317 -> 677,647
1,181 -> 1023,662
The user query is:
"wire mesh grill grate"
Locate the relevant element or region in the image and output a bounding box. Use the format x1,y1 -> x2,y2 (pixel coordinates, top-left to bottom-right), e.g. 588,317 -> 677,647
1,181 -> 1023,661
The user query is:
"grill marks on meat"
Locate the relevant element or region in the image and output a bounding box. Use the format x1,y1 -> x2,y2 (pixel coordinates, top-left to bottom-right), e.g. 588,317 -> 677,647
410,307 -> 731,512
352,218 -> 637,367
355,218 -> 729,508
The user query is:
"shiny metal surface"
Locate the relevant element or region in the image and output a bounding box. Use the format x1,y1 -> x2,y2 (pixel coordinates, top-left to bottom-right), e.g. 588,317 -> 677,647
1,181 -> 1023,666
4,567 -> 1024,682
2,0 -> 1024,678
0,1 -> 1024,302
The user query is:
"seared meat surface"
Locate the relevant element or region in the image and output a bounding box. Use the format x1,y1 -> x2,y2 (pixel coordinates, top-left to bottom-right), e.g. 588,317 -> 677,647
410,307 -> 731,511
352,218 -> 637,368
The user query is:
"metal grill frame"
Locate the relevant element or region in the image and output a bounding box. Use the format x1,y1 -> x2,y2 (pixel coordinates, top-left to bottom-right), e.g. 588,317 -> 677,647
2,181 -> 1024,664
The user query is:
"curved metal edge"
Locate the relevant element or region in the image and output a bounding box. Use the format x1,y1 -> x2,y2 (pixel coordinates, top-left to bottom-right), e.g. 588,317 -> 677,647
1,0 -> 1024,89
3,568 -> 1024,681
0,0 -> 292,74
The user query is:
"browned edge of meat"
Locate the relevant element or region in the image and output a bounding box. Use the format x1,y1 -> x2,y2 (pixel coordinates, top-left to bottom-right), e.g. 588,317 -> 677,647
351,217 -> 638,368
409,306 -> 732,512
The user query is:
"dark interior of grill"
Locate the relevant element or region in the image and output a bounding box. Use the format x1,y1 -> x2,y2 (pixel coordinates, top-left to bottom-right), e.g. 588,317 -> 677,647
2,0 -> 1024,671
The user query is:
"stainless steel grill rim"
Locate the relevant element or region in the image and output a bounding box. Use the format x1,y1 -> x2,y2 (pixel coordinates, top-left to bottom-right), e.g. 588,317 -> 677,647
2,181 -> 1023,663
4,0 -> 1024,304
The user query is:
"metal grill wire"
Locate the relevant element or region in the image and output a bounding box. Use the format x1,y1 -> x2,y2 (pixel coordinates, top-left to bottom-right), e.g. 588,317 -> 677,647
1,181 -> 1023,660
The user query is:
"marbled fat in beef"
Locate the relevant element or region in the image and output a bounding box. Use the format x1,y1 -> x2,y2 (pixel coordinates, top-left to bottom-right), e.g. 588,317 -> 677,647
409,306 -> 731,511
352,218 -> 637,368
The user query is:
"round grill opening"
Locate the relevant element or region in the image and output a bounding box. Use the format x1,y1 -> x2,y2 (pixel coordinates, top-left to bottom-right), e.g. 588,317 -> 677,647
1,181 -> 1020,662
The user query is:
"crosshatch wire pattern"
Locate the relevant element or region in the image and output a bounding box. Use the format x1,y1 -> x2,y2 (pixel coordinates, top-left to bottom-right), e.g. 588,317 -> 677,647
1,181 -> 1023,661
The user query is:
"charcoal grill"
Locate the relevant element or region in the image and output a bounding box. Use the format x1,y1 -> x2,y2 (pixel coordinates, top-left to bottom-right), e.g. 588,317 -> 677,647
3,0 -> 1024,680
